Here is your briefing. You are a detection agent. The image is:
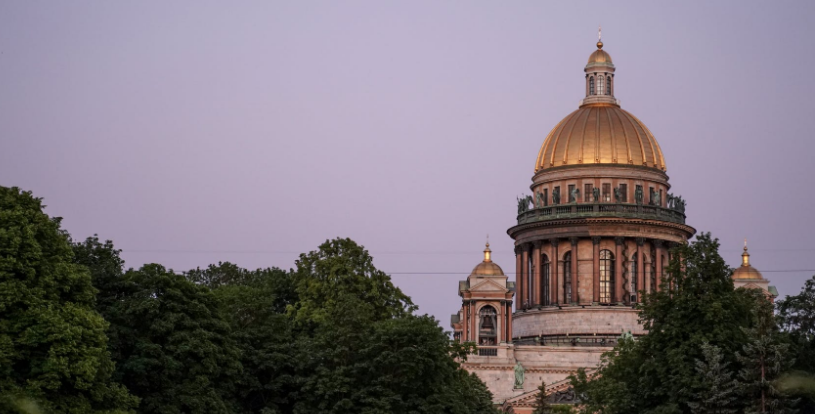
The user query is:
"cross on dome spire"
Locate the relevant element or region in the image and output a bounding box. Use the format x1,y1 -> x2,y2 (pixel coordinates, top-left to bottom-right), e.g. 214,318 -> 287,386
598,25 -> 603,49
742,239 -> 751,267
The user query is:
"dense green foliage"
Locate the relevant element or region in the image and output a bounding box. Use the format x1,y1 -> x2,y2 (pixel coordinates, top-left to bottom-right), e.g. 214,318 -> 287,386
0,187 -> 137,413
570,233 -> 798,414
777,275 -> 815,413
68,232 -> 497,414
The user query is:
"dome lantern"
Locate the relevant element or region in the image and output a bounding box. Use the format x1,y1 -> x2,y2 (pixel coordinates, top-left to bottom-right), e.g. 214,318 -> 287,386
583,28 -> 618,106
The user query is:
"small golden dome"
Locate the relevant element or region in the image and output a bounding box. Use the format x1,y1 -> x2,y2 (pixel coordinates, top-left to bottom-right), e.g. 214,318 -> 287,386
535,104 -> 666,171
588,48 -> 612,65
733,241 -> 765,280
471,242 -> 505,276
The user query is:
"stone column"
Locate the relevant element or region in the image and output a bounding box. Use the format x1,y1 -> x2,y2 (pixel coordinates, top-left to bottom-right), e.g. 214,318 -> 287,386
551,239 -> 559,305
521,245 -> 530,309
507,300 -> 513,342
592,237 -> 601,303
461,303 -> 468,342
515,246 -> 523,311
570,237 -> 579,304
654,240 -> 664,292
533,241 -> 542,306
636,238 -> 645,303
615,237 -> 625,304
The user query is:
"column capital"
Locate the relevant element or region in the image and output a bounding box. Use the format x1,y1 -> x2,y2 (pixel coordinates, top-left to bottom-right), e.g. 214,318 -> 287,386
550,239 -> 560,247
653,239 -> 664,248
614,236 -> 625,245
533,240 -> 543,248
592,236 -> 602,245
514,246 -> 523,255
636,237 -> 646,246
569,237 -> 579,246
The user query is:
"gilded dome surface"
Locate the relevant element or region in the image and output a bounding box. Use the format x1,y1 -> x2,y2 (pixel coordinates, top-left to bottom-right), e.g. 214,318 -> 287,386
732,265 -> 763,280
588,49 -> 612,65
471,261 -> 505,276
535,104 -> 666,171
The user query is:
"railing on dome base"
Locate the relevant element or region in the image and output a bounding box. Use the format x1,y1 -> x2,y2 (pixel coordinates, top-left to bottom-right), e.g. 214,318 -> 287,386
513,333 -> 629,347
517,202 -> 686,225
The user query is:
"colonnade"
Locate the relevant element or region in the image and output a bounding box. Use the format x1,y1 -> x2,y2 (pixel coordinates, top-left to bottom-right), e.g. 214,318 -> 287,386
514,237 -> 674,311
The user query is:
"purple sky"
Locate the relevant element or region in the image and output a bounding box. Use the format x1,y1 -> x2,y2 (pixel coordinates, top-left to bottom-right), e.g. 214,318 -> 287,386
2,2 -> 814,326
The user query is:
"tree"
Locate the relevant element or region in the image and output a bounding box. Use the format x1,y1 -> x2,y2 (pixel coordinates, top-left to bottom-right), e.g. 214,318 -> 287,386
777,275 -> 815,413
532,381 -> 550,414
0,187 -> 137,413
287,238 -> 416,327
288,238 -> 496,414
738,298 -> 796,414
104,264 -> 242,414
570,233 -> 764,414
209,266 -> 298,414
71,235 -> 126,314
687,343 -> 739,414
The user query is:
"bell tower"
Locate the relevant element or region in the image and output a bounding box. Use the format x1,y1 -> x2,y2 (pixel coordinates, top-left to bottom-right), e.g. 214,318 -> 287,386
451,242 -> 515,346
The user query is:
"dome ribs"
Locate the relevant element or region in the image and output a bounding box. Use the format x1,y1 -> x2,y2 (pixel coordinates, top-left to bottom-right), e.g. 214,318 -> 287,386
557,109 -> 583,167
620,110 -> 649,167
610,107 -> 634,165
625,110 -> 666,171
575,105 -> 594,164
604,106 -> 616,163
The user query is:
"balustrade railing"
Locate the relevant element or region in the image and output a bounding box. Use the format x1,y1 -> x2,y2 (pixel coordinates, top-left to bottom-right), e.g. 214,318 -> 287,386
516,202 -> 686,225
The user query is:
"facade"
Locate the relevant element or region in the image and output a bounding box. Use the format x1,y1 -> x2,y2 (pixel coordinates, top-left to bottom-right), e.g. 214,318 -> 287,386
450,39 -> 776,413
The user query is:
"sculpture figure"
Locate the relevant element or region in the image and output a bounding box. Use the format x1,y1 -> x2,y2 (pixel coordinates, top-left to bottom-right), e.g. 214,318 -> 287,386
666,193 -> 675,209
635,186 -> 643,205
552,188 -> 561,205
513,361 -> 525,389
570,187 -> 580,203
613,187 -> 622,203
535,192 -> 545,208
592,187 -> 600,202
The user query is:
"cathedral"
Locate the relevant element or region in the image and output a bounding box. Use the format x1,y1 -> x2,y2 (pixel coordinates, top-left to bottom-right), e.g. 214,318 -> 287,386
449,38 -> 777,413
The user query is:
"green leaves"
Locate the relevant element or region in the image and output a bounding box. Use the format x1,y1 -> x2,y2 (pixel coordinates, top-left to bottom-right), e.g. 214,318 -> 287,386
0,186 -> 137,414
571,232 -> 793,414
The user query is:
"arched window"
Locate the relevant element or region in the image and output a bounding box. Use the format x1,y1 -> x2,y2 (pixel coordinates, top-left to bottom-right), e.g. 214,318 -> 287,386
589,76 -> 595,95
606,76 -> 612,95
597,76 -> 605,95
478,306 -> 497,345
630,253 -> 638,303
541,254 -> 550,306
563,251 -> 572,303
599,250 -> 615,304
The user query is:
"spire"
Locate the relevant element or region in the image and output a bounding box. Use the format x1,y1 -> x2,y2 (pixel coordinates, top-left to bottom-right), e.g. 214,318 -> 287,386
483,237 -> 492,263
742,239 -> 751,267
597,25 -> 603,49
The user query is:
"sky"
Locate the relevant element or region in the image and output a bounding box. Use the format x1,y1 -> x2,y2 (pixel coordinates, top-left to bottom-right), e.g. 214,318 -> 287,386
2,1 -> 814,327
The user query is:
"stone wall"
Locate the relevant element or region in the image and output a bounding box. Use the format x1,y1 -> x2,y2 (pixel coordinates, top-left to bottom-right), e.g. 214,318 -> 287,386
512,306 -> 644,338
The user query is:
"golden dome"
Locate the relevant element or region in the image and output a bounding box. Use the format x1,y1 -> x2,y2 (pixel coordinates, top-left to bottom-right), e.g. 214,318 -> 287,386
588,48 -> 612,65
471,242 -> 505,276
733,241 -> 765,280
535,104 -> 666,171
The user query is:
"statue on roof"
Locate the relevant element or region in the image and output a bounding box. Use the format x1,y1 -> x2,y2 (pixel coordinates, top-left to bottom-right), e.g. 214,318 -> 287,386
513,361 -> 525,389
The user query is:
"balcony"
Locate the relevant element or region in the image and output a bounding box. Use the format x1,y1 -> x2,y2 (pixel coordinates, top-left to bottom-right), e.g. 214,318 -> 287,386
517,202 -> 686,226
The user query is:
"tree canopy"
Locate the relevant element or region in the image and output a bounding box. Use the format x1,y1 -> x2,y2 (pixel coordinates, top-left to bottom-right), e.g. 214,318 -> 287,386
0,187 -> 137,413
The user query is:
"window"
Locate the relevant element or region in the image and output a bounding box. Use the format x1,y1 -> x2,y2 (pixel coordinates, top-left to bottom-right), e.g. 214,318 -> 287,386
553,186 -> 560,205
589,76 -> 595,95
630,253 -> 638,303
606,76 -> 612,95
584,184 -> 593,203
600,250 -> 615,304
543,189 -> 548,207
568,185 -> 576,203
564,252 -> 572,303
602,183 -> 612,202
619,184 -> 628,203
541,254 -> 550,306
597,76 -> 605,95
478,306 -> 497,345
